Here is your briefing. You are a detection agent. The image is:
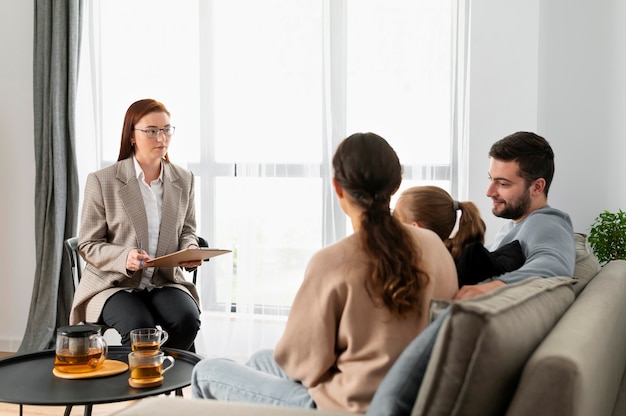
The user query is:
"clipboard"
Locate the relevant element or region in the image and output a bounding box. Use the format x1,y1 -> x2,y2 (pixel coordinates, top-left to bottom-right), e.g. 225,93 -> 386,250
145,248 -> 232,268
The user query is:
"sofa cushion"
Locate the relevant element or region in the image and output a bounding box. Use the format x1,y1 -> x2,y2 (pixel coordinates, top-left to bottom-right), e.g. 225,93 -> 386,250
572,232 -> 601,295
367,307 -> 450,416
412,276 -> 575,416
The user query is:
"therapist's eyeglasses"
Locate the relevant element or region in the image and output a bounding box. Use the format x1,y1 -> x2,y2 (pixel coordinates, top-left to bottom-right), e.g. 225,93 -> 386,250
134,126 -> 176,138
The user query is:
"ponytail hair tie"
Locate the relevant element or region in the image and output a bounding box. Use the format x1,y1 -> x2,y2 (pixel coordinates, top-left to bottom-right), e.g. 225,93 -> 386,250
453,200 -> 459,211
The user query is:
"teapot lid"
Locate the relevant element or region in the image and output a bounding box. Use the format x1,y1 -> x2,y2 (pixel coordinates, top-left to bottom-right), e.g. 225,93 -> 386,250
57,324 -> 102,337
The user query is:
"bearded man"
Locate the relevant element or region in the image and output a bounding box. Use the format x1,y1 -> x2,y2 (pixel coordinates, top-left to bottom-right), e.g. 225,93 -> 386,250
454,131 -> 575,300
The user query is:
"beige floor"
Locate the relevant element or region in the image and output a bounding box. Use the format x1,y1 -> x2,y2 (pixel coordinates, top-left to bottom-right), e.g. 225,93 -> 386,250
0,352 -> 190,416
0,401 -> 133,416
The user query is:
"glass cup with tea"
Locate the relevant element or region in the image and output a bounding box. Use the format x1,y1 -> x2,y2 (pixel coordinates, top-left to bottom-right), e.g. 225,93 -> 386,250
128,351 -> 175,388
130,327 -> 169,353
54,324 -> 108,373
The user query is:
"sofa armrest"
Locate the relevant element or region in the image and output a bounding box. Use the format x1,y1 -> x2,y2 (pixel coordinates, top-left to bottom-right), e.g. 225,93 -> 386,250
507,260 -> 626,416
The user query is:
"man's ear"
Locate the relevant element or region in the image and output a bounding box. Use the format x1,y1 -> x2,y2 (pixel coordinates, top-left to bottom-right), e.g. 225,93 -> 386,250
332,178 -> 344,198
531,178 -> 546,195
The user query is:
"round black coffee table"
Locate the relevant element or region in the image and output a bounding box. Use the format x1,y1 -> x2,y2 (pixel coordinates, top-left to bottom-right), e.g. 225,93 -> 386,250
0,346 -> 201,416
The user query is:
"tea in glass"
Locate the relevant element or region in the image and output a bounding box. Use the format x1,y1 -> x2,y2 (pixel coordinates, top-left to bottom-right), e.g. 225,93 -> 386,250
130,327 -> 169,353
132,341 -> 160,353
130,362 -> 164,380
55,348 -> 104,373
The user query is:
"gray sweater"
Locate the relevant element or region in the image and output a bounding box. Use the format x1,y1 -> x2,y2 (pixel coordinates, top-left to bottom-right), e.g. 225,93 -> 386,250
486,205 -> 575,284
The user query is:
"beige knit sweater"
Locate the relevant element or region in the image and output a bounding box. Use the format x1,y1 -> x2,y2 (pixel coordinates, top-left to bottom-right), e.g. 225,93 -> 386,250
274,225 -> 458,413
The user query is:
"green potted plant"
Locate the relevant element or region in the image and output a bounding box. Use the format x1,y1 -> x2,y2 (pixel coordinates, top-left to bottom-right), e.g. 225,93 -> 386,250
588,209 -> 626,265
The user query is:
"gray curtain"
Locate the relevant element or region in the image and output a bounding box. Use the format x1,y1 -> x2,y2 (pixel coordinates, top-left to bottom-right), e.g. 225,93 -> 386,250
18,0 -> 82,353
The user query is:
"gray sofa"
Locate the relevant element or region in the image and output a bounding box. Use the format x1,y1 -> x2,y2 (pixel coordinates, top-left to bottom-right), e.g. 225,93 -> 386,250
114,234 -> 626,416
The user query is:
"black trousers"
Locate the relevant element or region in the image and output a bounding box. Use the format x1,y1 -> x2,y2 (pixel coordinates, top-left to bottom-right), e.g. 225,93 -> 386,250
102,287 -> 200,351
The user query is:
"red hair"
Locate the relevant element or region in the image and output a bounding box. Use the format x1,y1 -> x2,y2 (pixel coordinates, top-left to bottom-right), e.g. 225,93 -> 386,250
117,98 -> 171,162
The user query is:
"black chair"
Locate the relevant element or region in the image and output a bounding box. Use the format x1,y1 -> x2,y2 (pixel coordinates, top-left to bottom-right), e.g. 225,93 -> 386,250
193,236 -> 209,285
64,237 -> 82,292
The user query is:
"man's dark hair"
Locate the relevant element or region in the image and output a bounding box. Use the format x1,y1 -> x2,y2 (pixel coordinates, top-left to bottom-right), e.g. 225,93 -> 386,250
488,131 -> 555,196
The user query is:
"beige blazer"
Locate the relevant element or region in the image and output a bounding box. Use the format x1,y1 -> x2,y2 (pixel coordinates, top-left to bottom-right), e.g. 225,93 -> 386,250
70,157 -> 200,325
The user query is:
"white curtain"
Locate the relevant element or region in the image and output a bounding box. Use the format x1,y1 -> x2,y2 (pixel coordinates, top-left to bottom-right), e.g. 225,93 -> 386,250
452,0 -> 472,201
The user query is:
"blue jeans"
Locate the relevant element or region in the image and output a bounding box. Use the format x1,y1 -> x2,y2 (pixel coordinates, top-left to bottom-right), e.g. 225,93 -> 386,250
191,349 -> 316,409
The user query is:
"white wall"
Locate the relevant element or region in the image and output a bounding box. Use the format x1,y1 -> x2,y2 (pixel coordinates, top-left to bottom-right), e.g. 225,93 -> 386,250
537,0 -> 626,231
466,0 -> 540,240
468,0 -> 626,240
0,0 -> 35,351
2,0 -> 626,351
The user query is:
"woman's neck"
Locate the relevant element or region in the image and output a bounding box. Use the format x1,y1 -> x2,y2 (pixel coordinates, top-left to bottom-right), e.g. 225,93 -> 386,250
343,201 -> 365,233
136,156 -> 161,184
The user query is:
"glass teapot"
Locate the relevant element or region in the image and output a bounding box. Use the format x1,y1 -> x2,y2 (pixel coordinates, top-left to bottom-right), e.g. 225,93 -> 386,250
54,324 -> 108,373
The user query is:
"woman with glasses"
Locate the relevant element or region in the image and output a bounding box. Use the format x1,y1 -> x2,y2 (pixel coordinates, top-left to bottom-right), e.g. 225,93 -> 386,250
70,98 -> 201,351
191,132 -> 458,412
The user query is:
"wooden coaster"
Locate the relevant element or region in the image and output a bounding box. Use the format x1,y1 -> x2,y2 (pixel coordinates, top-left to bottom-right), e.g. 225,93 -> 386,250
53,359 -> 128,379
128,375 -> 164,389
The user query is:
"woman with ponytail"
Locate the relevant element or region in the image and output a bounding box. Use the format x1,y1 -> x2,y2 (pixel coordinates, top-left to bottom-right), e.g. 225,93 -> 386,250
192,133 -> 458,413
393,186 -> 525,286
